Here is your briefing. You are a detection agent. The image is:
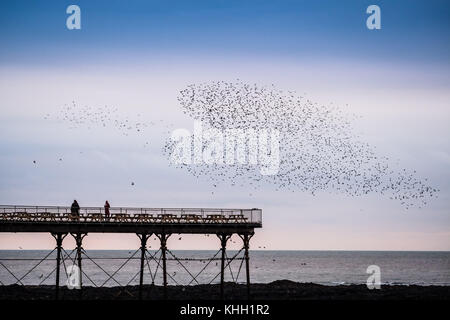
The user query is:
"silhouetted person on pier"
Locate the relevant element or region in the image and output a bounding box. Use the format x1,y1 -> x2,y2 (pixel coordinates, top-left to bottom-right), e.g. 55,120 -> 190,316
71,200 -> 80,218
104,201 -> 110,220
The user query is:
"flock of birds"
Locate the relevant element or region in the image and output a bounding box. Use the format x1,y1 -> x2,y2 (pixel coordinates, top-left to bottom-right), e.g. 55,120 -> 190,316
43,82 -> 438,209
163,80 -> 438,208
48,101 -> 153,139
44,101 -> 169,186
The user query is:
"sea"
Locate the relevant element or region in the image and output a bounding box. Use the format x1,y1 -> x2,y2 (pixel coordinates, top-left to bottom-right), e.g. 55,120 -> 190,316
0,250 -> 449,287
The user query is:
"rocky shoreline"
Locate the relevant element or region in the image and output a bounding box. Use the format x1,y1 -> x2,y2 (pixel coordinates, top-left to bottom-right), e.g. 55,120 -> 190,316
1,280 -> 449,300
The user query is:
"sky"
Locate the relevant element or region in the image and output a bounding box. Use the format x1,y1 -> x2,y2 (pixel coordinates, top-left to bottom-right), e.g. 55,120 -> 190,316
0,0 -> 449,250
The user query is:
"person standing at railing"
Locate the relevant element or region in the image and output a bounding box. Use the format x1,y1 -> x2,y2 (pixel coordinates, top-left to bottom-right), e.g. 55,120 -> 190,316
104,200 -> 110,220
71,200 -> 80,218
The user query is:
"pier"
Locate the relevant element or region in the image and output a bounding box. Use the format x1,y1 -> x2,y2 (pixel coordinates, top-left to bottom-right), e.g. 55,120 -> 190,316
0,205 -> 262,299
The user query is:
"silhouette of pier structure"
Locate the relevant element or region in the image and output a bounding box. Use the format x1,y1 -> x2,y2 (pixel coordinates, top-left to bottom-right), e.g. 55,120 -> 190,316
0,205 -> 262,299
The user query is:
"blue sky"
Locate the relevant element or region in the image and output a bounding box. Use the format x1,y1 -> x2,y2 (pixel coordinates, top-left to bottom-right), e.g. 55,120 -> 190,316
1,0 -> 449,65
0,1 -> 449,250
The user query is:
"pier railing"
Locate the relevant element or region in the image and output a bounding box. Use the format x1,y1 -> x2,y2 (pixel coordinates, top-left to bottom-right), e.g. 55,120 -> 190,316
0,206 -> 262,225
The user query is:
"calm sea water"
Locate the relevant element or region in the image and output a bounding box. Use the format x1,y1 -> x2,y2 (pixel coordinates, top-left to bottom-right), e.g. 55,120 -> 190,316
0,250 -> 449,287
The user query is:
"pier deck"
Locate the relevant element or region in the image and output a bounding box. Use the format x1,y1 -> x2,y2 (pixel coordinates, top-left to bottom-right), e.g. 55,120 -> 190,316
0,206 -> 261,234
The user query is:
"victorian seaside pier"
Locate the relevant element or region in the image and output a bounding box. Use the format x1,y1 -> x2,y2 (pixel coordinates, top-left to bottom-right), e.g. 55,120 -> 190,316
0,205 -> 262,300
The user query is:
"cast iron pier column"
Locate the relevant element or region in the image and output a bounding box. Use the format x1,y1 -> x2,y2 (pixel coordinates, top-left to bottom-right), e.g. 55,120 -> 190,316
241,233 -> 253,299
218,233 -> 231,299
51,232 -> 67,300
137,233 -> 150,300
72,232 -> 86,299
158,233 -> 170,299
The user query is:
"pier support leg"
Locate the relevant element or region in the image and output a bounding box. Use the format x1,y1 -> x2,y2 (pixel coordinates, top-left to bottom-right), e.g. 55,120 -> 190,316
217,233 -> 231,300
157,233 -> 170,299
71,233 -> 87,299
51,232 -> 67,300
240,233 -> 253,300
137,233 -> 150,300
